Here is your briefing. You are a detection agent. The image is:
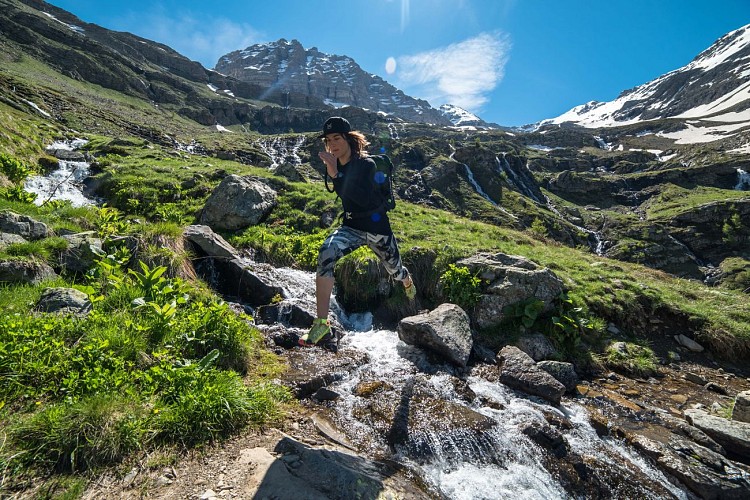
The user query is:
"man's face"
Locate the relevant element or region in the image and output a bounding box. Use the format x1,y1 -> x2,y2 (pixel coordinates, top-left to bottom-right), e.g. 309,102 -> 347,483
324,133 -> 351,160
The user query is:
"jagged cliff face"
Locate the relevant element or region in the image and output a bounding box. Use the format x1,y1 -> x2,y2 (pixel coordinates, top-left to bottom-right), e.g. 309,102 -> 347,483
215,39 -> 451,126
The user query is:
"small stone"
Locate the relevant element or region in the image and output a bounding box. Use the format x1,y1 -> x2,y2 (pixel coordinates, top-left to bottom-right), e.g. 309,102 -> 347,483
670,394 -> 688,405
200,489 -> 218,499
674,334 -> 704,352
607,323 -> 621,335
122,468 -> 138,486
704,382 -> 728,395
684,372 -> 708,385
154,475 -> 173,487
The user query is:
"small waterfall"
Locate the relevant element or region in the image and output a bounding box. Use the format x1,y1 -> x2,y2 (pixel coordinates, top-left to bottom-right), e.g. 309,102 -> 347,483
736,168 -> 750,190
593,136 -> 613,150
254,263 -> 688,499
496,154 -> 542,203
464,164 -> 496,205
256,135 -> 306,172
24,139 -> 98,207
387,123 -> 402,140
545,201 -> 605,255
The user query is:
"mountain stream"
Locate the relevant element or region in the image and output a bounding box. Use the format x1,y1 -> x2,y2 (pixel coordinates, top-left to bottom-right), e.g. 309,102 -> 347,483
251,261 -> 689,499
24,139 -> 98,207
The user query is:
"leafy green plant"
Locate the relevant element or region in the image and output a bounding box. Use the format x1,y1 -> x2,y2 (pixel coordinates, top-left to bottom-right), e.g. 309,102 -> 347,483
440,264 -> 482,309
1,186 -> 37,203
94,205 -> 129,238
0,152 -> 35,183
503,298 -> 545,331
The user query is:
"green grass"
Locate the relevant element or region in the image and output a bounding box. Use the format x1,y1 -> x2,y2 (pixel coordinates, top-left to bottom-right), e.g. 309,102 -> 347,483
644,184 -> 750,220
0,251 -> 290,492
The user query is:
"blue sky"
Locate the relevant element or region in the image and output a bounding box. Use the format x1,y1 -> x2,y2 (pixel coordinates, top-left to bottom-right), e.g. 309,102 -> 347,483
48,0 -> 748,126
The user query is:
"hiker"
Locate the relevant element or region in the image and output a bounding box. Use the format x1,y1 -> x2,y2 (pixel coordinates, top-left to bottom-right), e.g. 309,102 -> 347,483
299,116 -> 416,349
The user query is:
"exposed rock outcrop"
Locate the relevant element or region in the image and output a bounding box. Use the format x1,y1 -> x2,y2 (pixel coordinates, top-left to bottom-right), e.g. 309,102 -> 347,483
456,253 -> 565,330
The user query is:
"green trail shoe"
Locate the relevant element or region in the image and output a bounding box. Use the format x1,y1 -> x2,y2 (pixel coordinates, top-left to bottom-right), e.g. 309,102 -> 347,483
403,276 -> 417,301
299,318 -> 332,347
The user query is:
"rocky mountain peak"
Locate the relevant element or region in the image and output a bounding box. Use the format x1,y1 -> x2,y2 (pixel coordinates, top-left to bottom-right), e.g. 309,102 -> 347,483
543,23 -> 750,129
215,39 -> 451,125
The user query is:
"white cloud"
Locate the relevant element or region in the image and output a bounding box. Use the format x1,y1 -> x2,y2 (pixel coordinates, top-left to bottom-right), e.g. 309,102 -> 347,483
395,32 -> 511,112
121,10 -> 262,68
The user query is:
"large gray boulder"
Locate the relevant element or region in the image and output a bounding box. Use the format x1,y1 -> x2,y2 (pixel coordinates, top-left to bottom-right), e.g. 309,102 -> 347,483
0,211 -> 50,240
183,224 -> 239,259
456,253 -> 564,330
497,346 -> 566,404
0,259 -> 57,284
37,287 -> 92,315
398,303 -> 474,367
685,408 -> 750,461
200,175 -> 277,231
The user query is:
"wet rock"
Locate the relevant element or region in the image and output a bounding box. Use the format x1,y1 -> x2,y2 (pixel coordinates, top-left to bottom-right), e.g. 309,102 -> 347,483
0,211 -> 50,240
537,361 -> 579,392
0,232 -> 27,248
733,391 -> 750,424
183,224 -> 239,259
281,347 -> 369,399
630,434 -> 750,499
455,252 -> 565,330
200,175 -> 277,231
398,303 -> 473,367
312,387 -> 340,402
497,346 -> 565,404
520,420 -> 568,458
0,259 -> 57,284
36,287 -> 92,315
685,408 -> 750,461
195,258 -> 284,307
383,377 -> 497,462
515,332 -> 558,361
60,232 -> 103,274
674,333 -> 704,352
257,302 -> 316,329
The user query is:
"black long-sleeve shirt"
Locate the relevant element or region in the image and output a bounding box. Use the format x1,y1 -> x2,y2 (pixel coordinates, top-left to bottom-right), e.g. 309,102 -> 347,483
332,155 -> 392,235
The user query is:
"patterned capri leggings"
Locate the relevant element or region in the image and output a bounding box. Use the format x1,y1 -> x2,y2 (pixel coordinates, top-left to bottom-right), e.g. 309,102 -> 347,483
316,225 -> 410,281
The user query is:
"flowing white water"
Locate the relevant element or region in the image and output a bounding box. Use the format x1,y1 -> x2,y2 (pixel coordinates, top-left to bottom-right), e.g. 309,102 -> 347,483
256,135 -> 306,172
24,139 -> 98,207
736,168 -> 750,190
263,264 -> 687,499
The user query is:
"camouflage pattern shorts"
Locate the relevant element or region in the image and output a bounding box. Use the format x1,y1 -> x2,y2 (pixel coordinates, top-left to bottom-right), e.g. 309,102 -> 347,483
317,225 -> 410,280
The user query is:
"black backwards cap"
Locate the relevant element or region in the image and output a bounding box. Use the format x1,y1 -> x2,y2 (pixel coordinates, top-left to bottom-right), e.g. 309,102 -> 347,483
318,116 -> 351,138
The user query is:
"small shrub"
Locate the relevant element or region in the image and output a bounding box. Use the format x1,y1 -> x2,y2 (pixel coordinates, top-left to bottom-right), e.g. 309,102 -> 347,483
602,341 -> 659,378
439,264 -> 482,310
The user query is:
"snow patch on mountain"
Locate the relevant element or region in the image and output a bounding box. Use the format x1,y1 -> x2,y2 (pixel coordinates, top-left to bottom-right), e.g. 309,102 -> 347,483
536,23 -> 750,143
